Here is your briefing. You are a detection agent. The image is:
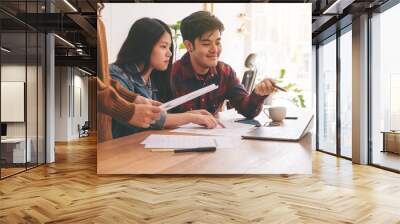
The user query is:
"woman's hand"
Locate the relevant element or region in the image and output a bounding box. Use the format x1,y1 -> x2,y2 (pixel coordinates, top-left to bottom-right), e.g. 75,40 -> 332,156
128,104 -> 161,128
134,95 -> 162,106
188,113 -> 219,129
186,109 -> 212,115
186,109 -> 225,128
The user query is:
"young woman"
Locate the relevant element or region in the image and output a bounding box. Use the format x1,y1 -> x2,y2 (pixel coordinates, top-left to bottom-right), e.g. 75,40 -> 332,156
109,17 -> 220,138
97,13 -> 162,142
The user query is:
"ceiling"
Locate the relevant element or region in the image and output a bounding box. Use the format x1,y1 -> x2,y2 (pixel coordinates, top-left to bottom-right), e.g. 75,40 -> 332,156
0,0 -> 97,73
0,0 -> 393,74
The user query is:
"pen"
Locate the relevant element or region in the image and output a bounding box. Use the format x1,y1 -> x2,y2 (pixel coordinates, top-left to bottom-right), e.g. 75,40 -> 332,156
217,120 -> 226,128
174,147 -> 217,153
272,84 -> 287,92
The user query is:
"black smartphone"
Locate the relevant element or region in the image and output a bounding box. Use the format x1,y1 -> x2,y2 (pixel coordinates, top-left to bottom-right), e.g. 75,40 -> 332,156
235,118 -> 261,127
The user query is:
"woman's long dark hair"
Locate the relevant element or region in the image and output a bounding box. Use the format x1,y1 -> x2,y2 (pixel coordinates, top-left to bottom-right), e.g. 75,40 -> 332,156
115,17 -> 174,102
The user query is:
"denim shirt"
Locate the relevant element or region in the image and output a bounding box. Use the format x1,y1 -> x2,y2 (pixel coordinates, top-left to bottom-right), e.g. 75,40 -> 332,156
109,63 -> 167,139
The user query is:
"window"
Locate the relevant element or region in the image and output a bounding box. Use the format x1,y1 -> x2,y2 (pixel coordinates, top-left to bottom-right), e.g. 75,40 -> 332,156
317,36 -> 337,154
340,27 -> 352,158
370,2 -> 400,171
0,1 -> 47,179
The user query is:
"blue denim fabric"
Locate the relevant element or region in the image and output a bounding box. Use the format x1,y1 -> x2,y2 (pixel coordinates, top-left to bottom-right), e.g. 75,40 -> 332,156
109,63 -> 166,139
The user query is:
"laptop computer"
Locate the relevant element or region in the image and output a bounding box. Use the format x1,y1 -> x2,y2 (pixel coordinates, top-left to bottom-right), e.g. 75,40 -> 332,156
242,112 -> 314,141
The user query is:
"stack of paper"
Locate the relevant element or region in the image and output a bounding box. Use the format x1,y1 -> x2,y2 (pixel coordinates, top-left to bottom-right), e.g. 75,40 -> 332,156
141,134 -> 233,150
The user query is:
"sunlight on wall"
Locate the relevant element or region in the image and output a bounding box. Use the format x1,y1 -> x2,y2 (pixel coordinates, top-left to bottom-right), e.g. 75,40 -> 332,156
248,4 -> 312,108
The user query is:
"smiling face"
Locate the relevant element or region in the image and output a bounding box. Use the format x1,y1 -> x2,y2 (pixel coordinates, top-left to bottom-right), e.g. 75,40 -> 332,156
150,31 -> 172,71
185,29 -> 222,74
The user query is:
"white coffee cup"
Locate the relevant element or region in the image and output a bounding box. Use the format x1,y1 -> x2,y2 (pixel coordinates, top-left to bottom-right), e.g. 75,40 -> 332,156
264,106 -> 287,122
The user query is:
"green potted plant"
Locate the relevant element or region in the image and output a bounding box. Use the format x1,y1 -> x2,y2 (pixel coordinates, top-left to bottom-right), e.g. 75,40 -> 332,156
169,21 -> 186,61
274,68 -> 306,108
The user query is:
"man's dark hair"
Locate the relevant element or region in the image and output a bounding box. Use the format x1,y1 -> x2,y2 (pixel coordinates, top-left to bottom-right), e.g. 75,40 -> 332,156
180,11 -> 224,45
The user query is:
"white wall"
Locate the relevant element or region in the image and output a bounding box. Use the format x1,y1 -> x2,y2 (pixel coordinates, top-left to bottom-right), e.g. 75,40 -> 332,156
54,67 -> 89,141
1,65 -> 26,81
55,67 -> 69,141
248,4 -> 311,108
1,65 -> 29,138
1,64 -> 46,163
1,66 -> 26,126
46,32 -> 55,163
103,3 -> 204,64
213,4 -> 247,78
1,82 -> 25,122
72,74 -> 89,138
102,3 -> 247,76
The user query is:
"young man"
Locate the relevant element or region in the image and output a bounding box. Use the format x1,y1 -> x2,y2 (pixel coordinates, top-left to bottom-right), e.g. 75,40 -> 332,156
170,11 -> 277,119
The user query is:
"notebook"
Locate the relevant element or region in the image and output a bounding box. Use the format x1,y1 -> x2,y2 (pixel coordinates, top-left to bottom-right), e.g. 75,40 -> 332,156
241,112 -> 314,141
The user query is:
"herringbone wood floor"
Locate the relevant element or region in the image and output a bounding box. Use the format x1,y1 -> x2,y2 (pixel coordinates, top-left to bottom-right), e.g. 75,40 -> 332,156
1,135 -> 400,223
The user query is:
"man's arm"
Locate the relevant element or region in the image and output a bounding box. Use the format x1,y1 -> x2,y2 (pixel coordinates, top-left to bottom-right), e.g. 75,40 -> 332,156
225,70 -> 267,119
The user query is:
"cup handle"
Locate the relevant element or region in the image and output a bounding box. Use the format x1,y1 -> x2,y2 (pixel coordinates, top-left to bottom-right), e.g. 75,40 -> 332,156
263,108 -> 271,119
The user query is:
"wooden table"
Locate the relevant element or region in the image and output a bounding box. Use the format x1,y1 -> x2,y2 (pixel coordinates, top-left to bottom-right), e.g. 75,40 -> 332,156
97,129 -> 313,175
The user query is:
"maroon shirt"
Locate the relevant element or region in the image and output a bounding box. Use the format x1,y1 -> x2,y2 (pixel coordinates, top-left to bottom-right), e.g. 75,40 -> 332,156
170,53 -> 267,118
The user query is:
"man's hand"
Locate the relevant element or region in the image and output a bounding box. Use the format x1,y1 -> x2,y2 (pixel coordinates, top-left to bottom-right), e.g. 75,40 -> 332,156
254,78 -> 277,96
128,104 -> 161,128
134,95 -> 162,106
186,109 -> 225,128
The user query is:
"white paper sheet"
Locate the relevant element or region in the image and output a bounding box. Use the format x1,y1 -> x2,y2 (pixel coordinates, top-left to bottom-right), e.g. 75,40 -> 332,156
160,84 -> 218,111
171,120 -> 255,137
141,134 -> 234,149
